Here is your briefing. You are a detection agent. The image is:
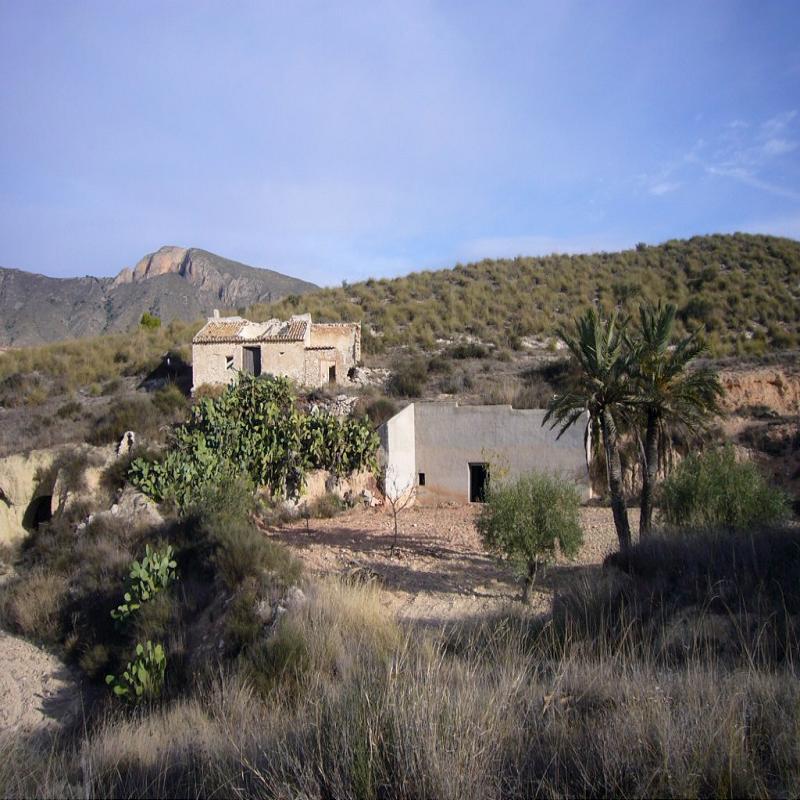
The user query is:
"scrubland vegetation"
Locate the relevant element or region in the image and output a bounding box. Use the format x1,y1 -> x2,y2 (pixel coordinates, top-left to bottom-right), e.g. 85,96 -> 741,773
0,235 -> 798,797
248,233 -> 800,356
3,514 -> 800,798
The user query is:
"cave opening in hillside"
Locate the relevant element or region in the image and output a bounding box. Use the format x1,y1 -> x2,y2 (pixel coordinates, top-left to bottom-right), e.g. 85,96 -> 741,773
22,495 -> 53,531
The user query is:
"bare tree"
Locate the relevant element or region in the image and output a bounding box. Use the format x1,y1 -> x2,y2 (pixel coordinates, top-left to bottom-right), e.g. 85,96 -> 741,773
382,466 -> 416,554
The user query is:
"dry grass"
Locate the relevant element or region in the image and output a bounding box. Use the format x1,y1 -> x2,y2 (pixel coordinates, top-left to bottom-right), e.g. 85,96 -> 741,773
0,569 -> 68,641
4,518 -> 800,798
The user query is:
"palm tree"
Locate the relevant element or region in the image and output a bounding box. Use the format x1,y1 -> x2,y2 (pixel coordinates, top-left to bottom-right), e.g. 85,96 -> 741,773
544,308 -> 633,551
629,302 -> 722,537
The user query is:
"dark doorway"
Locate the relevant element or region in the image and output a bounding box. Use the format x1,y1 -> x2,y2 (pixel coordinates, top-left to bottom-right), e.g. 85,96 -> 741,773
23,495 -> 53,531
469,463 -> 489,503
328,365 -> 337,384
243,347 -> 262,376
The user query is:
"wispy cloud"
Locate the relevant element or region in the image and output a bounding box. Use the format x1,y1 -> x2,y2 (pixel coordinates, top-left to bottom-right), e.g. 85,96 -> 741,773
642,111 -> 800,202
648,181 -> 681,196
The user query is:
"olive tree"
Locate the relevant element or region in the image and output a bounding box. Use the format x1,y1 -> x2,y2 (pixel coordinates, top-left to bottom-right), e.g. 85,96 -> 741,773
478,471 -> 583,603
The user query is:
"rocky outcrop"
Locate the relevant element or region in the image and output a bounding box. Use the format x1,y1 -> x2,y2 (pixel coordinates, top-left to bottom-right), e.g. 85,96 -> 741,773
0,445 -> 115,544
719,367 -> 800,416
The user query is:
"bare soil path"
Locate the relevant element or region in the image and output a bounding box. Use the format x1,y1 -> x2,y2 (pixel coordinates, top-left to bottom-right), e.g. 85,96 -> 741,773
269,504 -> 635,625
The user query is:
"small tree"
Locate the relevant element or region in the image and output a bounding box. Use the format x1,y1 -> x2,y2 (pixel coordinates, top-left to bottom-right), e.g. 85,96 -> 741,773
478,471 -> 583,603
382,466 -> 416,553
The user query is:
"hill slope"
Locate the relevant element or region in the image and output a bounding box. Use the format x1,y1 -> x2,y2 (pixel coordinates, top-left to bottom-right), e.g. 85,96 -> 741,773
249,233 -> 800,356
0,246 -> 317,346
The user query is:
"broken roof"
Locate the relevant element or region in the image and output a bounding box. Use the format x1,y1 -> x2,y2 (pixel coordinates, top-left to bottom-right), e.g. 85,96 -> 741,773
192,316 -> 309,344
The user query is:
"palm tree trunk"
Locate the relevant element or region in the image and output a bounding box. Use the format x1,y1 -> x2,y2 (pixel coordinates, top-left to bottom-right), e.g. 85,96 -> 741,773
639,407 -> 659,538
601,408 -> 631,550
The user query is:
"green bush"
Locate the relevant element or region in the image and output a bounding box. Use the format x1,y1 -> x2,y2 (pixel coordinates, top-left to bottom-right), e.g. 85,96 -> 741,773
151,383 -> 188,416
660,446 -> 790,531
478,471 -> 583,602
89,398 -> 159,444
362,396 -> 397,428
189,475 -> 302,591
139,312 -> 162,330
387,358 -> 428,397
129,374 -> 379,508
448,342 -> 488,359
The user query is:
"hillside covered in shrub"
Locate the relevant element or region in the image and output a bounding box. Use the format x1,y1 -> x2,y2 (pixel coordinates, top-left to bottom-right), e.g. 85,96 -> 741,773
251,233 -> 800,356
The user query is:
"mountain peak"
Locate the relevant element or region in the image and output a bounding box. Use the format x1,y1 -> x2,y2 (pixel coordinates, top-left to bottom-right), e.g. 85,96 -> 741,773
114,245 -> 189,285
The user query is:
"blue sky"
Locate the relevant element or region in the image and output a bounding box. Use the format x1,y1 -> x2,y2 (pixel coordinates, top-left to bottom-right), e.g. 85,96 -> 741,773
1,0 -> 799,285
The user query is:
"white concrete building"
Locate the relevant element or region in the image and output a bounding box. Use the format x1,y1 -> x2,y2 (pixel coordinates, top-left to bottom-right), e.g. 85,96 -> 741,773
192,312 -> 360,391
379,402 -> 590,504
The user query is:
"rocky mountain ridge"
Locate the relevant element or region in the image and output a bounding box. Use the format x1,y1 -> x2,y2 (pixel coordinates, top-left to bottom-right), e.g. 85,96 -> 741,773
0,246 -> 317,346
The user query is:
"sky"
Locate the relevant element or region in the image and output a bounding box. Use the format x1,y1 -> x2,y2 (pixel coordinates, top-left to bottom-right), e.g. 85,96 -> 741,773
1,0 -> 799,285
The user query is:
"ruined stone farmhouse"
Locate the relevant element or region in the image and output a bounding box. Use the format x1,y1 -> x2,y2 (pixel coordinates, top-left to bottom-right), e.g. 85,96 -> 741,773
379,402 -> 590,505
192,312 -> 360,391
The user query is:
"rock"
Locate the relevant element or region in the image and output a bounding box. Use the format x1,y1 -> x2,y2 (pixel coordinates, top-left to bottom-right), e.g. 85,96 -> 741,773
254,600 -> 273,624
116,431 -> 136,456
284,586 -> 306,610
362,489 -> 380,508
348,366 -> 390,389
111,486 -> 164,528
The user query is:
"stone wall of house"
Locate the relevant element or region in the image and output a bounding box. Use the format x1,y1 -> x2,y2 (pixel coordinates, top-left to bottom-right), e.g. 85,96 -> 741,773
192,342 -> 242,388
310,323 -> 361,366
261,341 -> 306,384
303,348 -> 342,387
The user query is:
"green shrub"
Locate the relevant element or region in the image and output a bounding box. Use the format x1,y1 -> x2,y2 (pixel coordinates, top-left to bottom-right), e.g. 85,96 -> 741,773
362,396 -> 397,428
448,342 -> 488,359
189,475 -> 302,591
89,398 -> 158,444
151,383 -> 189,416
660,446 -> 790,530
478,471 -> 583,602
309,492 -> 347,519
129,374 -> 379,508
139,312 -> 162,330
0,372 -> 47,408
387,358 -> 428,397
55,399 -> 83,418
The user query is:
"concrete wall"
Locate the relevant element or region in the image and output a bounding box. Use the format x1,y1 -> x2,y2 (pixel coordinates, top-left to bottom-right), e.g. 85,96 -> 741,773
380,402 -> 590,505
378,403 -> 416,500
192,342 -> 241,388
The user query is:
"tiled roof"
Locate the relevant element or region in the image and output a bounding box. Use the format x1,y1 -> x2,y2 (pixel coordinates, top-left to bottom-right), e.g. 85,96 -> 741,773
260,319 -> 307,342
192,320 -> 247,343
193,315 -> 312,345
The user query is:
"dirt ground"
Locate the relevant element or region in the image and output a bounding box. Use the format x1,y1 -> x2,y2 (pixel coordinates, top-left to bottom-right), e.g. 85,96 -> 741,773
270,504 -> 635,625
0,631 -> 80,739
